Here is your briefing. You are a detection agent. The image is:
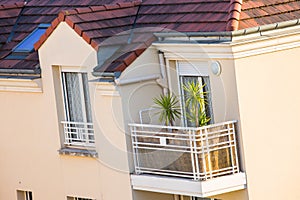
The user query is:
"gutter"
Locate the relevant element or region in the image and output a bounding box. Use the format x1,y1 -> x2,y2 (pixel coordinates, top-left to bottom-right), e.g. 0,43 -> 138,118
0,68 -> 41,75
154,19 -> 300,40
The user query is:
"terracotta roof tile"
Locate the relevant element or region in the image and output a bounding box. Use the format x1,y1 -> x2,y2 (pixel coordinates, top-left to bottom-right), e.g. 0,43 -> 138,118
3,0 -> 300,74
239,0 -> 300,30
0,0 -> 124,71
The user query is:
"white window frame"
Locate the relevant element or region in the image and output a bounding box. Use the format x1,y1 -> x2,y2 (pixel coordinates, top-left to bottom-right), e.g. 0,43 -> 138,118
176,61 -> 214,127
61,72 -> 91,123
59,67 -> 94,147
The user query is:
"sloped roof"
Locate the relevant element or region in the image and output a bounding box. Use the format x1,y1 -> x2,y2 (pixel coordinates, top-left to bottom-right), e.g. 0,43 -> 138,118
239,0 -> 300,29
34,0 -> 239,73
0,0 -> 124,72
1,0 -> 300,74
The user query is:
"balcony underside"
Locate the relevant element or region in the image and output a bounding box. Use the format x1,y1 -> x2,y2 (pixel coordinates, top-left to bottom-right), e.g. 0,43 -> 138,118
131,172 -> 246,197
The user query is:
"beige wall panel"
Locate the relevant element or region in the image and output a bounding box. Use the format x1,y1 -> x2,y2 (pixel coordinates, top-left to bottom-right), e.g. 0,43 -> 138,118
235,47 -> 300,200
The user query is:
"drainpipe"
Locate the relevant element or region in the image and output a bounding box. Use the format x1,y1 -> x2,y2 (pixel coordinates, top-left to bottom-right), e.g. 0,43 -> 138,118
157,51 -> 169,95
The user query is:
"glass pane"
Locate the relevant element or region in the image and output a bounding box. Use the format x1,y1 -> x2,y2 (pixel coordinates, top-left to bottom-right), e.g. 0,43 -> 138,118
14,28 -> 47,52
82,73 -> 93,123
64,72 -> 84,122
180,76 -> 213,127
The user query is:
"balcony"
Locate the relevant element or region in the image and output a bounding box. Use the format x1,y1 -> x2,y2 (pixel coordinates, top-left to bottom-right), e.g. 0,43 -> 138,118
61,121 -> 95,147
129,121 -> 246,197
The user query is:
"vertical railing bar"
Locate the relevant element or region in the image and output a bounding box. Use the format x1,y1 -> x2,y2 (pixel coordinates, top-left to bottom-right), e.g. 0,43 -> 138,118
231,122 -> 240,173
189,129 -> 197,180
132,125 -> 141,174
200,129 -> 207,180
228,123 -> 235,174
205,127 -> 212,179
193,129 -> 200,180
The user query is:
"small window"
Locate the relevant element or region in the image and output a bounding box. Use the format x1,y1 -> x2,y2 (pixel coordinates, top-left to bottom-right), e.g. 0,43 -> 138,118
61,72 -> 94,147
179,75 -> 213,127
13,24 -> 50,53
17,190 -> 33,200
67,196 -> 95,200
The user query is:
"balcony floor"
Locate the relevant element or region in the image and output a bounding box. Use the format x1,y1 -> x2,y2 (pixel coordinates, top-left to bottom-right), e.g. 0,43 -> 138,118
131,172 -> 247,197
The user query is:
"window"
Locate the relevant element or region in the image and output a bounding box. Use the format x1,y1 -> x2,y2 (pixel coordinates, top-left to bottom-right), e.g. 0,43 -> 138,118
177,61 -> 213,127
61,72 -> 94,147
6,24 -> 50,60
179,75 -> 213,127
14,24 -> 50,53
67,196 -> 95,200
17,190 -> 33,200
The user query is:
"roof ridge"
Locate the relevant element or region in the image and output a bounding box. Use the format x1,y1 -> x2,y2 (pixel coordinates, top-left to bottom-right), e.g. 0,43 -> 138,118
0,1 -> 24,10
226,0 -> 243,31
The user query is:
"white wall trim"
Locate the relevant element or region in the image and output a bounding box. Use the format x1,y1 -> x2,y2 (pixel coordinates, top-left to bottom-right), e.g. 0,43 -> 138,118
0,78 -> 42,93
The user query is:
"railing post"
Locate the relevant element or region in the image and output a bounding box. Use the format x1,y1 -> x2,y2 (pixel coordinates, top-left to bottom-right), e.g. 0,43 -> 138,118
131,125 -> 140,174
200,129 -> 207,180
189,129 -> 197,180
231,122 -> 240,173
193,129 -> 200,180
205,127 -> 213,179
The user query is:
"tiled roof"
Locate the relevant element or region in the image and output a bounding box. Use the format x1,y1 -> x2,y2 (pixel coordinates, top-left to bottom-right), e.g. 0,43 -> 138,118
0,0 -> 125,72
239,0 -> 300,29
0,1 -> 24,54
2,0 -> 300,74
35,0 -> 235,73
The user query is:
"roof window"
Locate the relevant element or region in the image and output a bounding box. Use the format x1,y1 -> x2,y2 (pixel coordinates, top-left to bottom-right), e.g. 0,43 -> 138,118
13,24 -> 50,53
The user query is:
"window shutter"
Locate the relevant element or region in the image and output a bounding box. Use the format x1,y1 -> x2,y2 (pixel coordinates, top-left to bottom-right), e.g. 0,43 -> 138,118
177,61 -> 209,76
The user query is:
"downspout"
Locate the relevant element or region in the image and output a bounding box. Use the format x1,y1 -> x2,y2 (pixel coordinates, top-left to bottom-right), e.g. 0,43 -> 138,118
157,51 -> 169,95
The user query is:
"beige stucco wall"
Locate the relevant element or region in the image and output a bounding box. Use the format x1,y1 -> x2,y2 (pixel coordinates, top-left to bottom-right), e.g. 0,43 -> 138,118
234,45 -> 300,200
0,22 -> 132,200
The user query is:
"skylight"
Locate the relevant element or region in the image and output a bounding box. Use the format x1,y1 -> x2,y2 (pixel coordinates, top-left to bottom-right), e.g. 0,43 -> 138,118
13,24 -> 50,53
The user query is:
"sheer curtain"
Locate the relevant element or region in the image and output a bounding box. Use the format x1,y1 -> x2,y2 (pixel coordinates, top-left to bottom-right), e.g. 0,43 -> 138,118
62,72 -> 92,123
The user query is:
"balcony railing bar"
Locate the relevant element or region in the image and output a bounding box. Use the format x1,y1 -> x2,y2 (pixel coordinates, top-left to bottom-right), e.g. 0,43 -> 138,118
133,128 -> 235,141
132,127 -> 235,137
129,120 -> 236,130
133,140 -> 237,154
137,166 -> 239,180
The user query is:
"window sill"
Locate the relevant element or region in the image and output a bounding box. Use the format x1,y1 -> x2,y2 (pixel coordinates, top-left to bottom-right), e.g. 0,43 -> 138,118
58,148 -> 98,158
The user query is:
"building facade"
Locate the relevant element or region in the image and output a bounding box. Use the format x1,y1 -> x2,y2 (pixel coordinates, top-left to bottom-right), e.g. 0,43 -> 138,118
1,0 -> 300,200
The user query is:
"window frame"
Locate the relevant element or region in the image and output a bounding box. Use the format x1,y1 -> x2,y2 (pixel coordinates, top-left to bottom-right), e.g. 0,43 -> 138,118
60,67 -> 92,124
13,24 -> 50,53
176,61 -> 214,127
59,67 -> 94,147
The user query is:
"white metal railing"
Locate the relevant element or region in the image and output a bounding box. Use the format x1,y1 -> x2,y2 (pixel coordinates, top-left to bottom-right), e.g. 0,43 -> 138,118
129,120 -> 240,181
61,121 -> 95,147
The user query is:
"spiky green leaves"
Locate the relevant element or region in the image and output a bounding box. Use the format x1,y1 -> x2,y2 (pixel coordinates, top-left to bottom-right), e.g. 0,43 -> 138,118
183,81 -> 210,127
153,93 -> 181,126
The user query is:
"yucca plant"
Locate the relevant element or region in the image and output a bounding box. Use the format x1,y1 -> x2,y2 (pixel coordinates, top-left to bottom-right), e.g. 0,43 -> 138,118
153,93 -> 181,126
183,81 -> 210,127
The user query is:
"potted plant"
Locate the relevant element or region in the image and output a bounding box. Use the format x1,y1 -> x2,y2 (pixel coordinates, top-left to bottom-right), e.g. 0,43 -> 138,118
153,93 -> 181,126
